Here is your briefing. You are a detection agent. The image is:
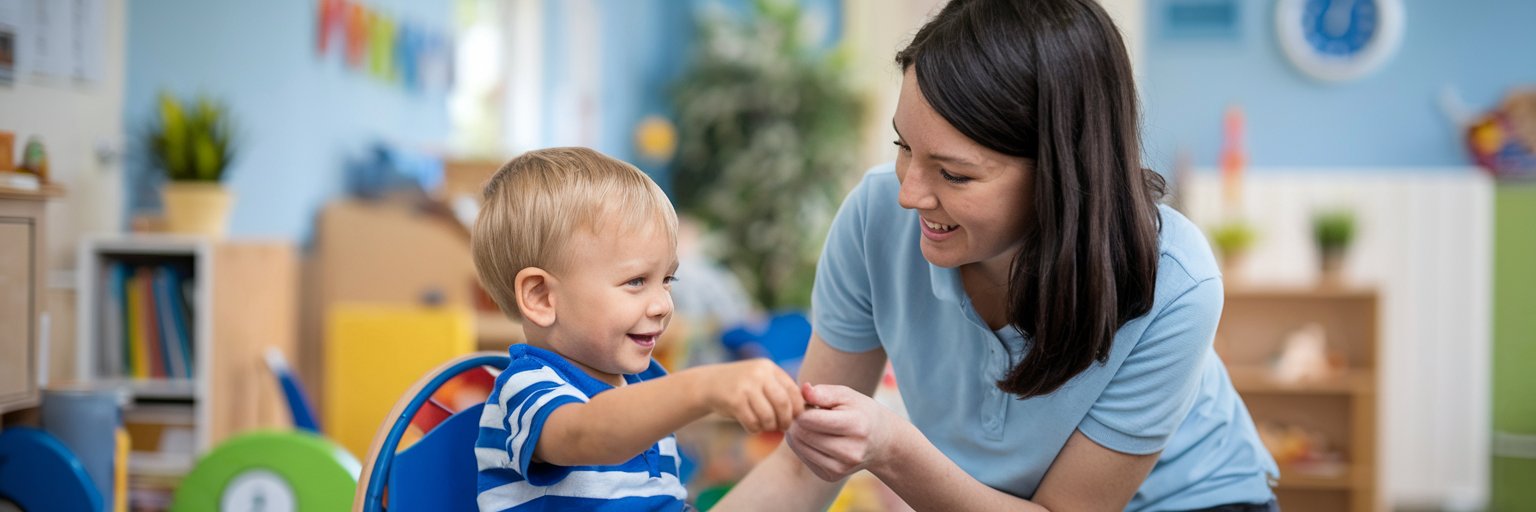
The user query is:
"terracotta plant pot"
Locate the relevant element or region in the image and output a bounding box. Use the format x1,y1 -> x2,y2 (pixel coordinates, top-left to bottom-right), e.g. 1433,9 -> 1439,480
1319,246 -> 1346,284
161,182 -> 233,237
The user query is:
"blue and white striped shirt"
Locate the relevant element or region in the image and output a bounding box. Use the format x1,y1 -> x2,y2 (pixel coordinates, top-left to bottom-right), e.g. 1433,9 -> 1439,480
476,344 -> 687,511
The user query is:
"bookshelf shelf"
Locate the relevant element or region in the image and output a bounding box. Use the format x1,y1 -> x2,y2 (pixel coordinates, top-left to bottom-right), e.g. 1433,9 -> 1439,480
1276,463 -> 1355,490
100,378 -> 196,400
77,235 -> 296,458
1218,286 -> 1379,512
1227,366 -> 1375,396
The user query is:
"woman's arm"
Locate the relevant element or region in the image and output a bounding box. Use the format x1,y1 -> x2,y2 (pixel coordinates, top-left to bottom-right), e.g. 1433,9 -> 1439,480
769,347 -> 1159,511
864,425 -> 1157,511
712,334 -> 888,511
535,359 -> 802,467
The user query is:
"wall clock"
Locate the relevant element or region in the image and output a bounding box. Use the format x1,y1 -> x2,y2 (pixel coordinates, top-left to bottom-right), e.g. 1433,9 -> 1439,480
1276,0 -> 1405,82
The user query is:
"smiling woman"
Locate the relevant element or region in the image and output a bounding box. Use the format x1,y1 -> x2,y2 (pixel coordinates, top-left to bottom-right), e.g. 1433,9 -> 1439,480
716,0 -> 1280,511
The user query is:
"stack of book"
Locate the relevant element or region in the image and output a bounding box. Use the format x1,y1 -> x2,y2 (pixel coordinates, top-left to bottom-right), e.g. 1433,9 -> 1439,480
98,261 -> 197,380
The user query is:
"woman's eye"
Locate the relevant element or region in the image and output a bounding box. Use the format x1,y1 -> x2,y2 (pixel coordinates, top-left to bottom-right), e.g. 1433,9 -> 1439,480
892,140 -> 911,152
940,169 -> 971,184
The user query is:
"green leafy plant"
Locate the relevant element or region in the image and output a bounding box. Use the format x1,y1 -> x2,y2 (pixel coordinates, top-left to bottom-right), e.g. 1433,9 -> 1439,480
670,0 -> 865,310
1210,220 -> 1258,258
146,92 -> 237,182
1312,209 -> 1355,253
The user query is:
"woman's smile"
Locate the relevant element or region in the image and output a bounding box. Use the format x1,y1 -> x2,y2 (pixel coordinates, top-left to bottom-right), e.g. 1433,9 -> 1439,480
920,216 -> 961,241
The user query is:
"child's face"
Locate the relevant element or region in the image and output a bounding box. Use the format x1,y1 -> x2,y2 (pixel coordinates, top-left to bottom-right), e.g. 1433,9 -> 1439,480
547,217 -> 678,385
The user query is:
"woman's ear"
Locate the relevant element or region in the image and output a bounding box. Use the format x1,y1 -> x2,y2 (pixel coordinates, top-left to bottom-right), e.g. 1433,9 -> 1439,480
514,267 -> 557,327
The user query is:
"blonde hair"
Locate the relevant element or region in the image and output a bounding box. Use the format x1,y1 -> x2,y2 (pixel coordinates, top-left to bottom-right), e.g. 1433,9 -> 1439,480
472,147 -> 678,320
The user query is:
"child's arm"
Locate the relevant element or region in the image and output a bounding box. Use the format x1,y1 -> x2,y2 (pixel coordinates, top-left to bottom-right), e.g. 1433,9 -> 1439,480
534,358 -> 803,467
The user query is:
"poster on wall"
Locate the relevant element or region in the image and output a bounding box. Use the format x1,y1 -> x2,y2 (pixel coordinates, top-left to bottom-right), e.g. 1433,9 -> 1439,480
28,0 -> 69,79
0,17 -> 14,86
0,0 -> 104,86
73,0 -> 104,84
0,0 -> 28,85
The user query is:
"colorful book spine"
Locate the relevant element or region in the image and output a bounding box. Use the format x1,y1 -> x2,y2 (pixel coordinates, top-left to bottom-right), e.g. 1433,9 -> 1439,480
138,267 -> 165,379
125,272 -> 146,379
156,267 -> 191,379
101,262 -> 126,377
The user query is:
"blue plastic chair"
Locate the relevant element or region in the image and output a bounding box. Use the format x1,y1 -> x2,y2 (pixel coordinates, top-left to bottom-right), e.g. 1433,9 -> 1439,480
0,427 -> 102,512
355,352 -> 509,512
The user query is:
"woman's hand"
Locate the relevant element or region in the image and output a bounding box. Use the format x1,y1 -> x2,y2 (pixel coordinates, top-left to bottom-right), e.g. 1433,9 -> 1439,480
786,383 -> 907,482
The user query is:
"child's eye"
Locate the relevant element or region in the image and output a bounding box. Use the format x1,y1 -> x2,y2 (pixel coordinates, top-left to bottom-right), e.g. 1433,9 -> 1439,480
940,169 -> 971,184
663,275 -> 678,285
626,277 -> 646,287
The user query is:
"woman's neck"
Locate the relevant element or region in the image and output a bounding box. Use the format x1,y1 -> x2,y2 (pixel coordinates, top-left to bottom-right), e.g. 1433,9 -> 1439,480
960,261 -> 1013,330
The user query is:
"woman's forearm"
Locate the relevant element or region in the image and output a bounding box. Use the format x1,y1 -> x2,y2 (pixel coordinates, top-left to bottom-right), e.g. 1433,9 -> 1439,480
873,421 -> 1050,511
712,443 -> 846,512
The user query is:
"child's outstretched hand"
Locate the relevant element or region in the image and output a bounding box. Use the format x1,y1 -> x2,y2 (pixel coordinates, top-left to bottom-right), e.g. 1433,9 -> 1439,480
695,359 -> 805,433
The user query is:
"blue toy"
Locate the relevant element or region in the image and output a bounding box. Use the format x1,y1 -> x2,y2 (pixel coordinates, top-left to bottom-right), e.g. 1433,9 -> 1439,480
720,311 -> 812,377
0,427 -> 103,512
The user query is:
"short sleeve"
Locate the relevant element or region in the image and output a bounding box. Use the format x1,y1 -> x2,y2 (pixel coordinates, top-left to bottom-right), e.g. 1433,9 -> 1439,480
489,359 -> 588,485
811,176 -> 882,353
1077,277 -> 1223,455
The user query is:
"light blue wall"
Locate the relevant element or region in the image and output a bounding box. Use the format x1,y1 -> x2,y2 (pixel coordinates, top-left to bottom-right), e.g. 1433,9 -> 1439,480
125,1 -> 452,240
537,0 -> 842,193
536,0 -> 695,192
1142,0 -> 1536,171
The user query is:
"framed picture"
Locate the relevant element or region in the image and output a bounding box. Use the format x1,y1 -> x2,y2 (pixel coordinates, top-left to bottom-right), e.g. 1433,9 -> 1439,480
0,25 -> 15,86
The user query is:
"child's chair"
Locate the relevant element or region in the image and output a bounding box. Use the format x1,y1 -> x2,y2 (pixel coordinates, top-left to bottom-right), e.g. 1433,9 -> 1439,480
0,427 -> 102,512
354,351 -> 508,512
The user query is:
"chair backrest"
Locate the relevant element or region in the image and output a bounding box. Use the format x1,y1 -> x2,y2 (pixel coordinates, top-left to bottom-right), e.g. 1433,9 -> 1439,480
354,352 -> 509,512
0,427 -> 102,512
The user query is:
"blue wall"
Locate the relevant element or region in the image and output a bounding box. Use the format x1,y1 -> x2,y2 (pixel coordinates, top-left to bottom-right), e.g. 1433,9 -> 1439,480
536,0 -> 842,192
125,1 -> 452,240
536,0 -> 695,192
1142,0 -> 1536,171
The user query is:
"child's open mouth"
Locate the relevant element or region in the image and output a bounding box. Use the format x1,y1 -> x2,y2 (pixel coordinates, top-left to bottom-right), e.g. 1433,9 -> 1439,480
627,333 -> 659,347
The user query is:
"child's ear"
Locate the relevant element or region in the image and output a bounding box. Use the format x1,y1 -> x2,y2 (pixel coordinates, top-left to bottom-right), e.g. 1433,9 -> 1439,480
514,267 -> 557,327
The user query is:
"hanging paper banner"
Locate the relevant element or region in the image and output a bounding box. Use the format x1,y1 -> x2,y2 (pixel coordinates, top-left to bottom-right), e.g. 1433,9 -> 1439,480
315,0 -> 453,94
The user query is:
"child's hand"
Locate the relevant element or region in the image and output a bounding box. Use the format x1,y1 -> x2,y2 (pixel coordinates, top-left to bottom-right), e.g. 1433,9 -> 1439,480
697,359 -> 805,433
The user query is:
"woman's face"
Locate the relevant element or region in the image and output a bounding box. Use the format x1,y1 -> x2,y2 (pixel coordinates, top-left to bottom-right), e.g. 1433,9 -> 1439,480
893,68 -> 1035,279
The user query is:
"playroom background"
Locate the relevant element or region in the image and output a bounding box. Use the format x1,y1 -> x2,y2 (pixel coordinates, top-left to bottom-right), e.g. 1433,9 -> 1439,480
1,0 -> 1533,511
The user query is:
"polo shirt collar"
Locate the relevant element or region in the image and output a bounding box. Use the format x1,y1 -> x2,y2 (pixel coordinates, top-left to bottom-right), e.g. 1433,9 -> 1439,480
929,261 -> 965,305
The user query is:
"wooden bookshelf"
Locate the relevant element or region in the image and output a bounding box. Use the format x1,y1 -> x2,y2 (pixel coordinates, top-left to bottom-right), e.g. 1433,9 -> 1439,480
1218,286 -> 1379,512
75,236 -> 296,460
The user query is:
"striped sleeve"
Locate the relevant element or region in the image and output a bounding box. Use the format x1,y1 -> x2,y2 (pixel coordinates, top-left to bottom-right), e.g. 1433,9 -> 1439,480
476,358 -> 589,486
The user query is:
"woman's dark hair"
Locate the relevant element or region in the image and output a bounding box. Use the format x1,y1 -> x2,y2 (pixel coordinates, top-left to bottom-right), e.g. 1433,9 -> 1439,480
897,0 -> 1167,399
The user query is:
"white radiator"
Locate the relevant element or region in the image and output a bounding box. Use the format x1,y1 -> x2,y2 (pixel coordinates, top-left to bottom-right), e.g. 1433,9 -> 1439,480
1180,168 -> 1493,511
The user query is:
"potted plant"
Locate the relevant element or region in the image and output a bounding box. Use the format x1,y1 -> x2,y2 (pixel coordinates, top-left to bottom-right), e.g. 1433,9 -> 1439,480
670,0 -> 865,310
1312,209 -> 1355,282
146,92 -> 238,237
1210,220 -> 1257,276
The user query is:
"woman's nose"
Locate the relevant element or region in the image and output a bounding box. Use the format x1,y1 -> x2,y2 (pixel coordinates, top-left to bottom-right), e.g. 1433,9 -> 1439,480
898,168 -> 937,210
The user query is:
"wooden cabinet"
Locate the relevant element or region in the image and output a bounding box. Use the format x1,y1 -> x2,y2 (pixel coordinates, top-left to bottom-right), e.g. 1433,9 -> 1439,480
1217,287 -> 1379,512
0,186 -> 61,414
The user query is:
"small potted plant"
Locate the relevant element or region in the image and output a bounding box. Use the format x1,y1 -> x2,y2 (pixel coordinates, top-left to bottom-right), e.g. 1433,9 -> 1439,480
1312,209 -> 1355,282
1210,220 -> 1257,276
146,92 -> 238,237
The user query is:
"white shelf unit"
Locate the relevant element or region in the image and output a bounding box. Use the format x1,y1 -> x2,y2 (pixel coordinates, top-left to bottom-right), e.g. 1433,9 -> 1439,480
75,235 -> 295,454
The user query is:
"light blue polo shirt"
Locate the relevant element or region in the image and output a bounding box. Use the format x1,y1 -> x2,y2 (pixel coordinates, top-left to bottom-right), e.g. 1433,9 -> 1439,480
812,164 -> 1278,511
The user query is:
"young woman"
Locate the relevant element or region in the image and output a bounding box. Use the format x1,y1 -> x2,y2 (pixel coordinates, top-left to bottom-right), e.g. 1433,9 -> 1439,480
717,0 -> 1279,510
